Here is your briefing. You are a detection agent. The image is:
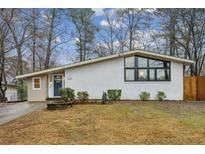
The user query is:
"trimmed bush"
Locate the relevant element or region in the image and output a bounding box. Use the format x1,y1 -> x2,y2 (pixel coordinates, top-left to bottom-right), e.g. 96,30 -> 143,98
139,91 -> 150,101
156,91 -> 167,101
59,88 -> 75,102
107,89 -> 121,100
77,91 -> 89,102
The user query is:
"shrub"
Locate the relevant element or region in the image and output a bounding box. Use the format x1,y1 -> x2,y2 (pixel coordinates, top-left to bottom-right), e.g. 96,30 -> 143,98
107,89 -> 121,100
59,88 -> 75,102
156,91 -> 167,101
17,80 -> 27,101
139,91 -> 150,101
77,91 -> 89,102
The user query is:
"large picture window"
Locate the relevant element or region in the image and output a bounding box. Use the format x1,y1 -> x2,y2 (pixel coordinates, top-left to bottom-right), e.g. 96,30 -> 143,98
124,56 -> 170,81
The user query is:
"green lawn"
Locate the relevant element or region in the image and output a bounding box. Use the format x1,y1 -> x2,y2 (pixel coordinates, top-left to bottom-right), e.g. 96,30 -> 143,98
1,102 -> 205,144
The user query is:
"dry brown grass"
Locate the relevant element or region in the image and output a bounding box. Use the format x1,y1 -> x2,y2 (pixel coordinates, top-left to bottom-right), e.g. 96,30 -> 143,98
1,102 -> 205,144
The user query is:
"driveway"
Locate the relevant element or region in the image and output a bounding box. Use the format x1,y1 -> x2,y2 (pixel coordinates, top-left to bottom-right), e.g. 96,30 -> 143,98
0,102 -> 46,125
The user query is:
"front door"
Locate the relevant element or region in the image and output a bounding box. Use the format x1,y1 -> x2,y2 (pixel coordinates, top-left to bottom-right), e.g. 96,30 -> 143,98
54,75 -> 62,96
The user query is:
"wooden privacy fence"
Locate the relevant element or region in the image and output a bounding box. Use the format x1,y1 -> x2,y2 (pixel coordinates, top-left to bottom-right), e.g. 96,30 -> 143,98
184,76 -> 205,101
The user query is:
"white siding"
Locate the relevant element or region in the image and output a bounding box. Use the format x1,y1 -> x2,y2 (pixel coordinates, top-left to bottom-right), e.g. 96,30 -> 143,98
5,86 -> 18,101
65,57 -> 184,100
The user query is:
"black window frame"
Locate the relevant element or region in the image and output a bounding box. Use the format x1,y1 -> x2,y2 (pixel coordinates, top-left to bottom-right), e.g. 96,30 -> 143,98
124,56 -> 171,82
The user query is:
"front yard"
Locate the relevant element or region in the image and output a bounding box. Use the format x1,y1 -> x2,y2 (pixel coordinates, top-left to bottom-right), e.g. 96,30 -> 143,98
1,102 -> 205,144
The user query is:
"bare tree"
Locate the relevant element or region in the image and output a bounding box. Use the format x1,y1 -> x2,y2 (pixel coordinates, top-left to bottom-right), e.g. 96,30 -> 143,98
44,9 -> 56,69
98,9 -> 119,55
155,8 -> 205,75
4,9 -> 30,76
31,8 -> 36,71
116,8 -> 145,51
95,9 -> 128,56
155,9 -> 179,56
115,18 -> 128,53
69,8 -> 98,61
0,9 -> 13,102
40,9 -> 69,69
175,9 -> 205,75
3,9 -> 30,100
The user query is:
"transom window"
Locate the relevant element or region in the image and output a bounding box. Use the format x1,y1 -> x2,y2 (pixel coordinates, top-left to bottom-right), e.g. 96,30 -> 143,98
32,77 -> 41,90
124,56 -> 170,81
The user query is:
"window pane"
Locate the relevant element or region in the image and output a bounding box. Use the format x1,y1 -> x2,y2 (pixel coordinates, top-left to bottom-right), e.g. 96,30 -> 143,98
125,69 -> 134,80
149,59 -> 163,68
34,79 -> 40,84
54,75 -> 62,83
34,83 -> 40,88
149,59 -> 169,68
138,57 -> 147,68
157,69 -> 170,80
138,69 -> 148,80
149,69 -> 155,80
125,57 -> 135,67
33,78 -> 40,88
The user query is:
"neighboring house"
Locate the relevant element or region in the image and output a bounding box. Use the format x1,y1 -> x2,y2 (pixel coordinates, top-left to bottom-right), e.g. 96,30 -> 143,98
16,50 -> 194,102
5,84 -> 18,102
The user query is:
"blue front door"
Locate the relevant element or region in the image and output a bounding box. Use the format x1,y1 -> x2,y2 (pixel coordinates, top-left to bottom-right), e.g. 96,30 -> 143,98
54,75 -> 62,96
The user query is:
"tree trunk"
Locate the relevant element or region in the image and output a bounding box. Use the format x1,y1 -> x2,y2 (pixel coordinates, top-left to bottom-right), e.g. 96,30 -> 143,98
0,39 -> 7,102
83,31 -> 87,61
45,9 -> 56,69
32,8 -> 36,72
16,46 -> 24,100
79,33 -> 83,62
129,29 -> 133,51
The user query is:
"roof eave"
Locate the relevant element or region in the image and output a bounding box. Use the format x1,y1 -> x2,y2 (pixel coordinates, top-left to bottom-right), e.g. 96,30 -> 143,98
16,50 -> 194,79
